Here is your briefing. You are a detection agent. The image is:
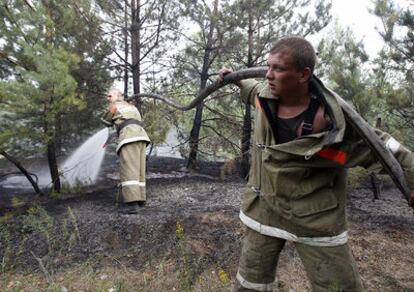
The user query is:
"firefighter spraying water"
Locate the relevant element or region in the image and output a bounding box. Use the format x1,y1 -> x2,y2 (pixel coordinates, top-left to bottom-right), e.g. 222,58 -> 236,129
101,88 -> 151,214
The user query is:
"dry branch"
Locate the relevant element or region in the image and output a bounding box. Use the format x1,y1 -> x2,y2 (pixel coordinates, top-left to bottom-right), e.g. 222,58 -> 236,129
0,149 -> 44,196
127,67 -> 268,110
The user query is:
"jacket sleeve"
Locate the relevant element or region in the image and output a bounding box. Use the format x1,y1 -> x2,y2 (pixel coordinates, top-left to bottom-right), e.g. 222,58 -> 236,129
344,126 -> 414,190
239,79 -> 262,106
100,110 -> 114,127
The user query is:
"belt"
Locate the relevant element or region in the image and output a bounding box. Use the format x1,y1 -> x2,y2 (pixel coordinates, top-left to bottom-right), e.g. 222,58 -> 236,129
116,119 -> 143,136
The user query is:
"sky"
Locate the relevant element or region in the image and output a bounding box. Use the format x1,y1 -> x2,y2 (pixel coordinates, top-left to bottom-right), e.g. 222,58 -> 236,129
327,0 -> 385,56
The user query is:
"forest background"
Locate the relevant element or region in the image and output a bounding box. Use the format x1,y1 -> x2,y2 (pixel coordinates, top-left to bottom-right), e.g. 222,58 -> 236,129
1,0 -> 413,192
1,1 -> 414,291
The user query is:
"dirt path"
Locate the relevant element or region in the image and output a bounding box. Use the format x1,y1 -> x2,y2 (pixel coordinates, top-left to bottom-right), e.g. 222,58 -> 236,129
0,156 -> 413,291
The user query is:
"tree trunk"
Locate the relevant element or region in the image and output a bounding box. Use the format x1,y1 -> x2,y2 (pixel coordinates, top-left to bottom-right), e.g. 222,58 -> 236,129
370,173 -> 381,200
186,0 -> 219,170
187,102 -> 205,169
123,0 -> 129,95
187,71 -> 208,169
240,8 -> 254,179
47,141 -> 61,192
43,99 -> 61,193
47,137 -> 61,193
0,149 -> 44,196
43,0 -> 61,193
131,0 -> 142,110
55,113 -> 62,156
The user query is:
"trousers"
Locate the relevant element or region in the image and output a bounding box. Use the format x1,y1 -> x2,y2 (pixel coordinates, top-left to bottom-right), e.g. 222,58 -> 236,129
119,142 -> 146,203
234,227 -> 363,291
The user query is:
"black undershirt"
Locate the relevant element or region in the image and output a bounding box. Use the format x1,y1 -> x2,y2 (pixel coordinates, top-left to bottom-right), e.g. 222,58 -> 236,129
276,110 -> 306,144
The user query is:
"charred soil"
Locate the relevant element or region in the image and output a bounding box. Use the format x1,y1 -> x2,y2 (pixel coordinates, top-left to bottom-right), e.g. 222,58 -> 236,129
0,154 -> 413,291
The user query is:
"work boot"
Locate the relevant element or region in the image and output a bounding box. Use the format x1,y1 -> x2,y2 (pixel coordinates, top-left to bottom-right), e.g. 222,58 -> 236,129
119,202 -> 140,214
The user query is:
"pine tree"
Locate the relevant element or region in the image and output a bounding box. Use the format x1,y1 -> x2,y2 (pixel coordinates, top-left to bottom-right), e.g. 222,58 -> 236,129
0,0 -> 112,192
317,24 -> 374,119
167,0 -> 229,170
372,0 -> 414,146
94,0 -> 181,149
95,0 -> 180,97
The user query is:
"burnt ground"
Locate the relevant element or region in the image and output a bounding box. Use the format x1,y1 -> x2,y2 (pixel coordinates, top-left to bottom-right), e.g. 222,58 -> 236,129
0,153 -> 413,291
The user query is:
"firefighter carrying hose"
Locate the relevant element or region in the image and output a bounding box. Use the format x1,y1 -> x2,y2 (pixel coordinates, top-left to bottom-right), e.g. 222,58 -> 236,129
101,88 -> 150,214
219,36 -> 414,291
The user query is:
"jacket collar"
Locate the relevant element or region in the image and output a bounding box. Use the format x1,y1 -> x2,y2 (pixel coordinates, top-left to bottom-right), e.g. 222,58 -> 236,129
310,76 -> 346,145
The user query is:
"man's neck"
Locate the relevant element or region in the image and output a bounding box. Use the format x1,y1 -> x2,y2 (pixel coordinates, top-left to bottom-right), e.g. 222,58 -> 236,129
277,88 -> 311,118
279,86 -> 310,106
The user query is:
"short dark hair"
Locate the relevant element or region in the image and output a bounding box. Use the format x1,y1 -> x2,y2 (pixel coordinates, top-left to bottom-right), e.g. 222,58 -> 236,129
270,36 -> 316,73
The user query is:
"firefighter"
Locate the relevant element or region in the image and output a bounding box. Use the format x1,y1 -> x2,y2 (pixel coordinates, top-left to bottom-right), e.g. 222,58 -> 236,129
219,36 -> 414,291
101,88 -> 150,214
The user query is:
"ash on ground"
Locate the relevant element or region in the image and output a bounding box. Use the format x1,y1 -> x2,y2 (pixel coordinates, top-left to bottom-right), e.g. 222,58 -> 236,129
0,154 -> 413,290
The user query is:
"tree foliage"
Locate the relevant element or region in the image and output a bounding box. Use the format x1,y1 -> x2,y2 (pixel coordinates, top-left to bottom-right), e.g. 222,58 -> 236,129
223,0 -> 332,68
0,0 -> 112,191
94,0 -> 182,147
317,24 -> 374,119
371,0 -> 414,145
95,0 -> 181,95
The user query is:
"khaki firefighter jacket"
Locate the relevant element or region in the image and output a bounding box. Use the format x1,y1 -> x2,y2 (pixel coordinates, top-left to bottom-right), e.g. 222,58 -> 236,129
102,100 -> 150,153
239,78 -> 414,247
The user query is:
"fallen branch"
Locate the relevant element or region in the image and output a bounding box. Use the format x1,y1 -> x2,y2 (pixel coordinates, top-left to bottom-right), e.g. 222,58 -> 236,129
0,149 -> 44,196
127,67 -> 267,110
0,171 -> 39,183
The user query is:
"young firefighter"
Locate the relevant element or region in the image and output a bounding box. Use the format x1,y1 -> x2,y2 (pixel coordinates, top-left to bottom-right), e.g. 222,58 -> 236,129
101,88 -> 150,214
219,36 -> 414,291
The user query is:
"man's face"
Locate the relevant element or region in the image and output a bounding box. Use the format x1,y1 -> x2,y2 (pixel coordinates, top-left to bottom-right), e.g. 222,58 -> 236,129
107,91 -> 116,103
265,52 -> 304,97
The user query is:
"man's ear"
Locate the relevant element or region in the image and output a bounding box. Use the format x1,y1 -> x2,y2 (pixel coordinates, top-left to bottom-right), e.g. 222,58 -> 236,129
299,67 -> 312,83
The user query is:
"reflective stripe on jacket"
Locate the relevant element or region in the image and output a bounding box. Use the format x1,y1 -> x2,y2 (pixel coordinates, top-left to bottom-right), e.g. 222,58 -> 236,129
239,78 -> 414,246
101,100 -> 150,153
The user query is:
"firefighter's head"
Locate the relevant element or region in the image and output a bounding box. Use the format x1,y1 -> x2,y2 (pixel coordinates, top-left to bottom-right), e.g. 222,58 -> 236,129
269,36 -> 316,74
266,36 -> 315,97
107,88 -> 124,103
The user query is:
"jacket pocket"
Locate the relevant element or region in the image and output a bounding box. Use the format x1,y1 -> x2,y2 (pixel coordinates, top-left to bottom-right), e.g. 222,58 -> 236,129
261,164 -> 307,198
292,188 -> 338,217
293,168 -> 338,199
